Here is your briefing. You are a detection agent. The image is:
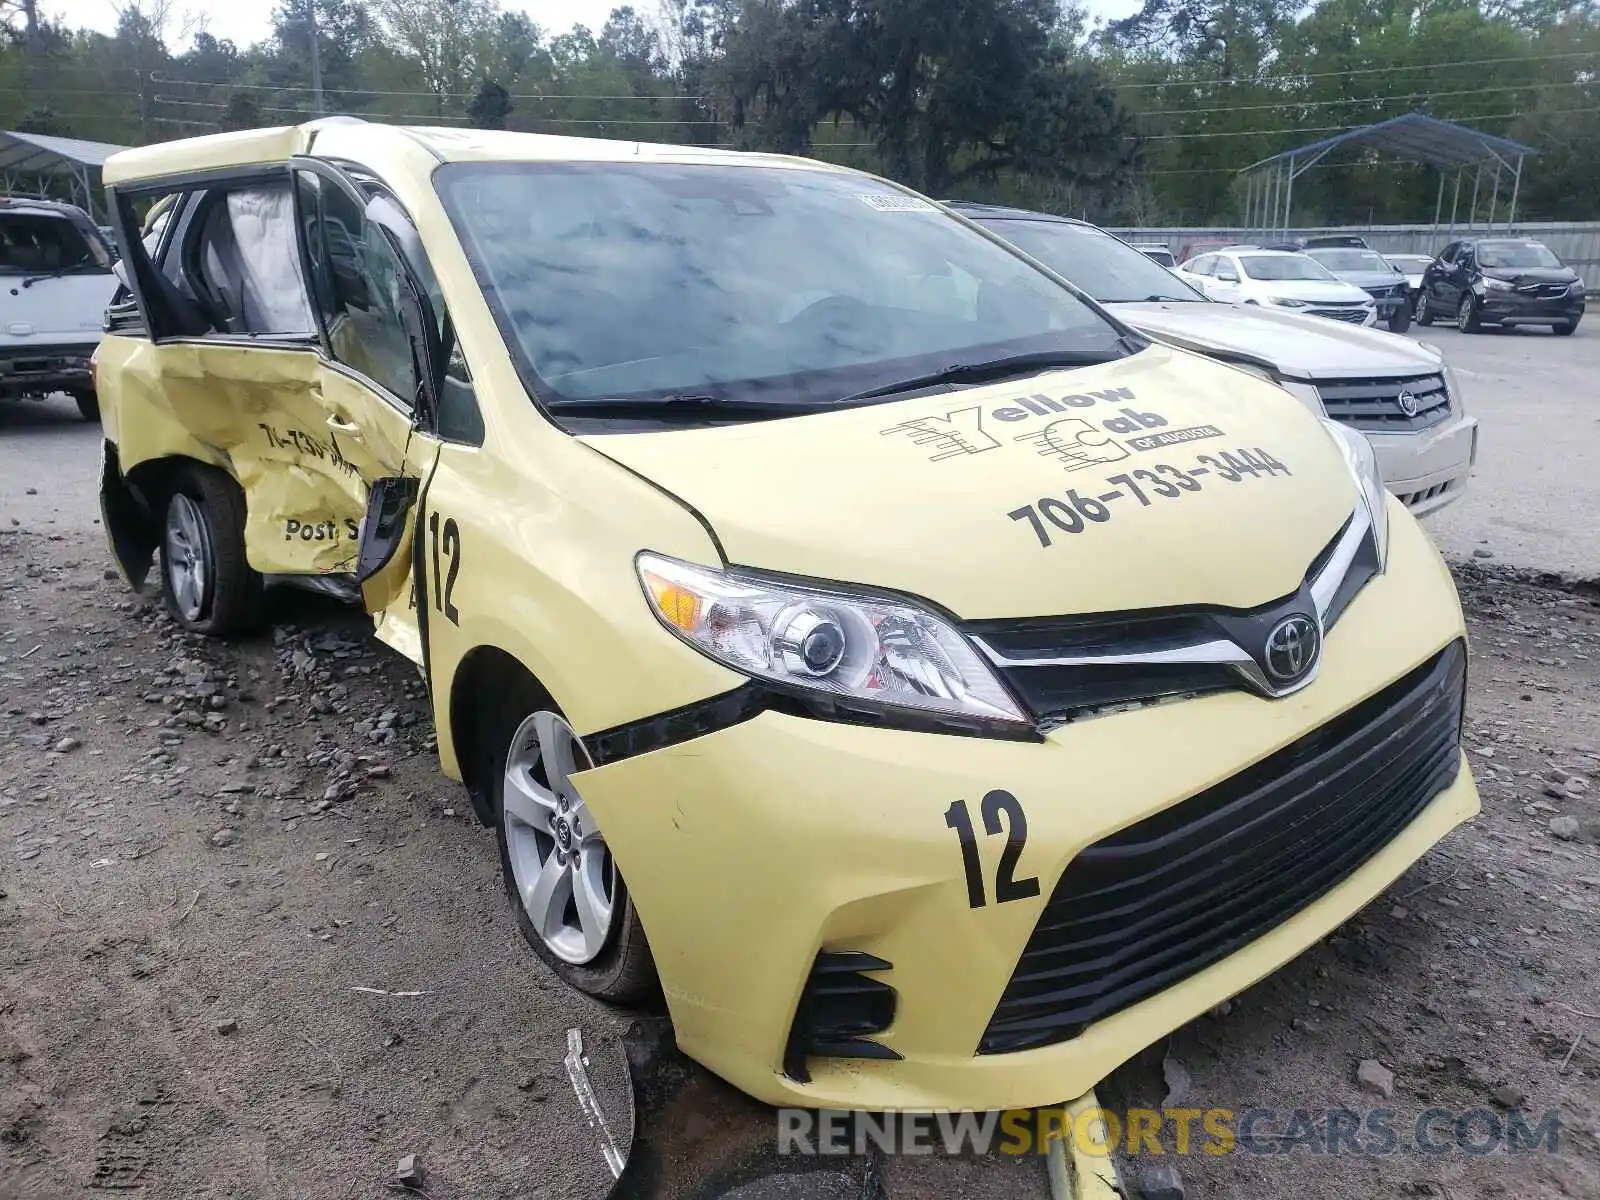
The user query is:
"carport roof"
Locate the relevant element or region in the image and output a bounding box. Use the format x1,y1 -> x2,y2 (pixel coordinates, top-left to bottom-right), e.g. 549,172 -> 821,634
0,130 -> 128,176
1242,112 -> 1536,173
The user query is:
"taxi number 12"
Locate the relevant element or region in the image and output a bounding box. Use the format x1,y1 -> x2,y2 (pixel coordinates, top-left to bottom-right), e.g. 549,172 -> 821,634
427,512 -> 462,625
945,791 -> 1040,908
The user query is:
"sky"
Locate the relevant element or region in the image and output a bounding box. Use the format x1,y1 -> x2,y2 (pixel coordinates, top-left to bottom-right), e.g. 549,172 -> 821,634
43,0 -> 1140,52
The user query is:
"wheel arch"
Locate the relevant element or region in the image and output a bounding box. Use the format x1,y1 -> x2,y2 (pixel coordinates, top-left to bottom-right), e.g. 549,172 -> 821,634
447,644 -> 555,826
103,446 -> 239,591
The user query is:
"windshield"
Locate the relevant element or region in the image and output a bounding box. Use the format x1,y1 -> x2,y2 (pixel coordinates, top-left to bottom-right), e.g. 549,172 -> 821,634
1479,241 -> 1563,269
0,212 -> 111,275
1308,249 -> 1395,274
976,218 -> 1203,303
436,162 -> 1123,408
1239,255 -> 1336,282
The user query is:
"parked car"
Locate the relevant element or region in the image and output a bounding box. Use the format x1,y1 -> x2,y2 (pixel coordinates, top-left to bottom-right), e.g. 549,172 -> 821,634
0,198 -> 119,420
1383,253 -> 1434,302
97,120 -> 1478,1112
1177,248 -> 1378,326
1416,238 -> 1585,335
1303,234 -> 1371,250
1303,246 -> 1413,333
951,203 -> 1477,515
1130,243 -> 1176,268
1175,236 -> 1239,264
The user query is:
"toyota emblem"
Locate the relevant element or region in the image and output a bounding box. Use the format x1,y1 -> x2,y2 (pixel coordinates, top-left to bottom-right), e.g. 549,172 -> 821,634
1264,615 -> 1321,684
1397,388 -> 1419,417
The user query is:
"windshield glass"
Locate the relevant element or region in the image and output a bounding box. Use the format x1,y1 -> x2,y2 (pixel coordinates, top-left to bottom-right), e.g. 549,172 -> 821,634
1479,241 -> 1563,269
1308,249 -> 1395,273
975,218 -> 1203,303
0,212 -> 111,275
1240,255 -> 1336,282
436,162 -> 1123,407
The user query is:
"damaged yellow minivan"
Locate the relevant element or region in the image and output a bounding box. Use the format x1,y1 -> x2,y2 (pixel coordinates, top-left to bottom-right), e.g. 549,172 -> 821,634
96,118 -> 1477,1111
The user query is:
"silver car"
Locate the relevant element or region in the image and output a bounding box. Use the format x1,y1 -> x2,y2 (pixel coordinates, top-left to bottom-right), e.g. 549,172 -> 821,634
954,204 -> 1477,516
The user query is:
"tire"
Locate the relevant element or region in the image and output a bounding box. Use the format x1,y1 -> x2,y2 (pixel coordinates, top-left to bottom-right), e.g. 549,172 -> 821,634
157,464 -> 264,636
73,390 -> 99,422
1414,292 -> 1433,326
1457,294 -> 1482,334
488,679 -> 657,1003
1555,320 -> 1579,336
1387,306 -> 1412,334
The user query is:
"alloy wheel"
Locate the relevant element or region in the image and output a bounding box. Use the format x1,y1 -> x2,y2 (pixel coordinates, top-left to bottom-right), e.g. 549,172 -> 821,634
1458,295 -> 1474,332
164,493 -> 212,622
502,711 -> 616,965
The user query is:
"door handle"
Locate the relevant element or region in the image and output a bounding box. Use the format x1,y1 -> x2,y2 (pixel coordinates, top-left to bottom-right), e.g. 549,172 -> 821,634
327,413 -> 362,437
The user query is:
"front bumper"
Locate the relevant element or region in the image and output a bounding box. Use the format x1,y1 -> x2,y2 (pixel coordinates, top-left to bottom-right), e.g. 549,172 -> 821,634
1369,414 -> 1479,516
1477,292 -> 1584,326
0,342 -> 95,398
574,509 -> 1477,1110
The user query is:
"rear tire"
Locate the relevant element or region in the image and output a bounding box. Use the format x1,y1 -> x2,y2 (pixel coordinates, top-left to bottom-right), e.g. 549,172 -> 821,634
73,390 -> 99,422
1414,293 -> 1434,326
1555,320 -> 1579,336
487,678 -> 657,1004
157,464 -> 264,636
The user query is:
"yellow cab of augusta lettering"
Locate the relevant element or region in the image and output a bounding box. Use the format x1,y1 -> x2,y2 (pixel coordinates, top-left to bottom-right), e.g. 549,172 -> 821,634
95,120 -> 1479,1114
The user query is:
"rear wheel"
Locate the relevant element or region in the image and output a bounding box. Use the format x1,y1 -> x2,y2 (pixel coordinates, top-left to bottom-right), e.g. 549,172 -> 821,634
157,465 -> 264,636
1457,294 -> 1482,333
490,687 -> 657,1003
73,390 -> 99,422
1414,292 -> 1434,326
1555,320 -> 1579,336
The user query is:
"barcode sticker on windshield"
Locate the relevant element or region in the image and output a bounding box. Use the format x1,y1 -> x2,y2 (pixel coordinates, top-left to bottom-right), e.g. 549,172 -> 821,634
857,193 -> 937,213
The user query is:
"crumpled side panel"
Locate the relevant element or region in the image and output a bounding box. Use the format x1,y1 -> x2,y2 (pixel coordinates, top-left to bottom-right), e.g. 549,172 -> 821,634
100,333 -> 379,577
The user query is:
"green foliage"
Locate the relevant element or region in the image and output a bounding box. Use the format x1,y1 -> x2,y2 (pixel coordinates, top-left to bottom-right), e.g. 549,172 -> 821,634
1,0 -> 1597,225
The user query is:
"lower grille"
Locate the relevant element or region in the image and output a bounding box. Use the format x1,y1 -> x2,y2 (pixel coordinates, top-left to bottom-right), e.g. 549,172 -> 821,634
1307,304 -> 1371,323
1317,374 -> 1450,433
783,951 -> 900,1081
980,642 -> 1465,1055
1398,480 -> 1455,509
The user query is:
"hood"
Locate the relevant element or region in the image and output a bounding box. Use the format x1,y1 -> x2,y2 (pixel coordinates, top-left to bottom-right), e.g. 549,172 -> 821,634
1323,269 -> 1406,291
582,344 -> 1357,620
0,271 -> 117,341
1482,266 -> 1577,286
1111,301 -> 1441,380
1257,280 -> 1373,304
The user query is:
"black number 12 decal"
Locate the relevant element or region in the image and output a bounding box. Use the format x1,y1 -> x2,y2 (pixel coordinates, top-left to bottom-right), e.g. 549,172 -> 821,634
944,790 -> 1041,908
427,511 -> 461,625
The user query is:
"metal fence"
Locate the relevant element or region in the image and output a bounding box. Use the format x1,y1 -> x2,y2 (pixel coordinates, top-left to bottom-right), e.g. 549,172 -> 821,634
1106,222 -> 1600,287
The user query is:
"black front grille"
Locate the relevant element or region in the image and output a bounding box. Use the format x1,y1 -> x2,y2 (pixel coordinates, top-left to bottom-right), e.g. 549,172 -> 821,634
1318,374 -> 1450,433
1306,304 -> 1371,324
980,642 -> 1465,1054
1517,282 -> 1571,299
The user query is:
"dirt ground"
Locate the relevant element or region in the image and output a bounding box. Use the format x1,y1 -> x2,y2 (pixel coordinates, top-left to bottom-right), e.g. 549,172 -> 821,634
3,525 -> 1598,1200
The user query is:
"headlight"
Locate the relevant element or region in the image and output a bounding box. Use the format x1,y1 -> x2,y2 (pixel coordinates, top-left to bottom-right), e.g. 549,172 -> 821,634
1481,276 -> 1514,292
1442,363 -> 1466,413
1322,421 -> 1389,568
1569,280 -> 1586,296
637,554 -> 1029,728
1267,296 -> 1307,308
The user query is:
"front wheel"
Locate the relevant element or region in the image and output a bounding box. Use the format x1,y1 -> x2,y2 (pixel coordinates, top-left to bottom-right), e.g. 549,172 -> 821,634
1388,306 -> 1412,334
492,695 -> 657,1003
157,465 -> 264,636
73,390 -> 99,422
1555,320 -> 1579,336
1457,294 -> 1482,333
1414,292 -> 1434,326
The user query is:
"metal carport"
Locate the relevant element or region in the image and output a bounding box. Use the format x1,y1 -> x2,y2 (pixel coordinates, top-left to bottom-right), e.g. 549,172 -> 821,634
1238,112 -> 1536,242
0,130 -> 128,222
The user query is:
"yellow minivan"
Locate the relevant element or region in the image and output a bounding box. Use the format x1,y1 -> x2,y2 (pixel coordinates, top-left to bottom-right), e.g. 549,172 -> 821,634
95,118 -> 1477,1112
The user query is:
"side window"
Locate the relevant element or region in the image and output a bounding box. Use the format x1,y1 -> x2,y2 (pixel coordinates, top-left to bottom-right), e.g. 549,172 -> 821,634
1459,245 -> 1476,269
182,184 -> 315,337
1438,243 -> 1459,265
297,172 -> 421,411
1189,255 -> 1216,276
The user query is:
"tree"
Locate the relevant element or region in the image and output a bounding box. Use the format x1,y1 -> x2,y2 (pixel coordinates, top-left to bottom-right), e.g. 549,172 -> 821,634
375,0 -> 503,117
219,91 -> 262,130
468,78 -> 512,127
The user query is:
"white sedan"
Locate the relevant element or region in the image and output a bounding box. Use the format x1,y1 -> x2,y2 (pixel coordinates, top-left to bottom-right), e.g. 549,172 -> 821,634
1178,248 -> 1378,326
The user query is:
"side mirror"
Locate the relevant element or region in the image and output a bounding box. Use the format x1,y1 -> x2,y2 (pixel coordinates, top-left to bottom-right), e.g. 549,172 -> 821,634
1216,269 -> 1239,283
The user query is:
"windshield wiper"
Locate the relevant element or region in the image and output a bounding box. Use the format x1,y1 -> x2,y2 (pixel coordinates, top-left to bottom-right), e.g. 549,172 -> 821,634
20,264 -> 99,288
835,348 -> 1127,405
1137,293 -> 1199,302
544,393 -> 817,419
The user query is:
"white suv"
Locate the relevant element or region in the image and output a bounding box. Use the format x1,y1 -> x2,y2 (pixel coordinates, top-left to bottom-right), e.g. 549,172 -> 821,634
1179,248 -> 1378,327
0,199 -> 119,420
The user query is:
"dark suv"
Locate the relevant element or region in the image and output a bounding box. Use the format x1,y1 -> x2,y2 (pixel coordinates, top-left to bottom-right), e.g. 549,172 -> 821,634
1417,238 -> 1584,335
